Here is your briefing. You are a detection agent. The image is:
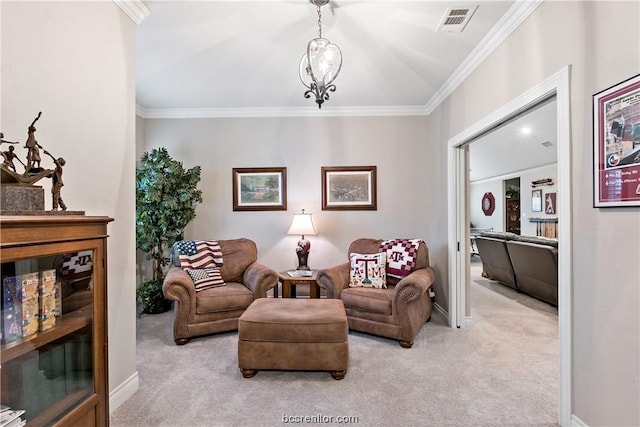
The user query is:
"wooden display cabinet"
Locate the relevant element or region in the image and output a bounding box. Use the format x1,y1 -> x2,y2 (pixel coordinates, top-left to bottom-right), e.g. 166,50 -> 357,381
0,215 -> 112,427
505,198 -> 521,235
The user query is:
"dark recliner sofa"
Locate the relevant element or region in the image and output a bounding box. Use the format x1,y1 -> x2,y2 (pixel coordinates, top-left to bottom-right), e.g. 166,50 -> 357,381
475,232 -> 558,306
473,232 -> 517,290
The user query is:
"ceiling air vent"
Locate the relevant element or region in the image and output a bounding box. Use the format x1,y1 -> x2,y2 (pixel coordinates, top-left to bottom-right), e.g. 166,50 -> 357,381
541,140 -> 554,148
437,5 -> 478,33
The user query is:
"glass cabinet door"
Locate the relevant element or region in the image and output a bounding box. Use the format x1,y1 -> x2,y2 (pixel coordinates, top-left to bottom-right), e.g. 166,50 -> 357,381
1,250 -> 95,426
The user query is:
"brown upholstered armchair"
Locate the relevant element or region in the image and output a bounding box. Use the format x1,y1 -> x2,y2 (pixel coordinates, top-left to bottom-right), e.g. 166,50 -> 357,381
163,238 -> 278,345
317,238 -> 436,348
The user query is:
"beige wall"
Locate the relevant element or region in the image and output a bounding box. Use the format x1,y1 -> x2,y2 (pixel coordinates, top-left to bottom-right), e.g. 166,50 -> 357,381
1,0 -> 138,409
470,164 -> 559,236
428,1 -> 640,425
4,0 -> 638,424
139,115 -> 450,301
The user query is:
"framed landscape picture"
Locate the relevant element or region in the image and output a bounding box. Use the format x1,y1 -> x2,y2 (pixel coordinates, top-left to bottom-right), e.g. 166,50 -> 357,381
321,166 -> 377,210
232,167 -> 287,211
593,73 -> 640,207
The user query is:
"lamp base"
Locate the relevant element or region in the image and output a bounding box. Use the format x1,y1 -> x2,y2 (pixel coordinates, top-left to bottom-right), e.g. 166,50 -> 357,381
295,238 -> 311,270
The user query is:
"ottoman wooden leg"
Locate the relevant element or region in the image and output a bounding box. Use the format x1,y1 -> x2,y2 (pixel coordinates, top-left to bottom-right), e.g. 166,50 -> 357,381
241,369 -> 257,378
330,370 -> 346,380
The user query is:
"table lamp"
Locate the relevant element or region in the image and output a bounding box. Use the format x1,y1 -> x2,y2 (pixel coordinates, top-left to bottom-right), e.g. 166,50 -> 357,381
287,209 -> 318,270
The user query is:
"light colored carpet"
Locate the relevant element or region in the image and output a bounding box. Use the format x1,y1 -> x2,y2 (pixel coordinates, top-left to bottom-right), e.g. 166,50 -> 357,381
111,264 -> 558,427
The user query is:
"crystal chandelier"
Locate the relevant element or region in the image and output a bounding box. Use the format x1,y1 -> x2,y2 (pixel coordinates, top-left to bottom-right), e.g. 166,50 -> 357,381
299,0 -> 342,109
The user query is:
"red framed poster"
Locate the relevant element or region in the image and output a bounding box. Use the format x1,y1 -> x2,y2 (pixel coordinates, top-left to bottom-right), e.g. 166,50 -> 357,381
593,74 -> 640,207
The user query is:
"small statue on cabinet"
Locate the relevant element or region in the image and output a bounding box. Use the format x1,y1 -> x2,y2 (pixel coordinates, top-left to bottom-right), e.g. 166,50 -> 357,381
43,149 -> 67,211
1,133 -> 26,173
1,112 -> 82,215
24,112 -> 44,172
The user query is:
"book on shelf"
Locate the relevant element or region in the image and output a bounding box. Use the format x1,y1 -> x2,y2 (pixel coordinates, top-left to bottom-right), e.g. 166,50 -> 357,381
38,269 -> 56,331
0,407 -> 26,427
2,276 -> 22,343
286,270 -> 313,278
20,272 -> 39,339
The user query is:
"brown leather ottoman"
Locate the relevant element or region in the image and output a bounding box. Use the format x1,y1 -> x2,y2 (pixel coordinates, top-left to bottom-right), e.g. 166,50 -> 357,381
238,298 -> 348,380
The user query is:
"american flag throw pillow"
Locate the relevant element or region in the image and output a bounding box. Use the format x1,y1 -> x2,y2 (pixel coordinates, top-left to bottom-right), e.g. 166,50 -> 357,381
186,268 -> 225,291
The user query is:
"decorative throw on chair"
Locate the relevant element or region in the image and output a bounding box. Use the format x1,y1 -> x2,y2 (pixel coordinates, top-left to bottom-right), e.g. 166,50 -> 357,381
174,240 -> 225,291
378,239 -> 423,279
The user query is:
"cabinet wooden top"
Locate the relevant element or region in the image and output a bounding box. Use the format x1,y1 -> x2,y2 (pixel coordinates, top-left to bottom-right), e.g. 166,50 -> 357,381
0,215 -> 114,225
0,215 -> 114,248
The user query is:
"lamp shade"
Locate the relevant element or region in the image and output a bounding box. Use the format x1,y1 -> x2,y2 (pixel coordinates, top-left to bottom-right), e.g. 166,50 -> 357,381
287,211 -> 318,236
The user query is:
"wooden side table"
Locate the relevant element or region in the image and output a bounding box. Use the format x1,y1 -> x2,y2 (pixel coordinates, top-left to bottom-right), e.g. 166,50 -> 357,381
277,271 -> 320,298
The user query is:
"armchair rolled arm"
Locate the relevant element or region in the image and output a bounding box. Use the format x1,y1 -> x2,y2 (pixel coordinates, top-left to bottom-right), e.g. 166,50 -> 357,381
317,262 -> 350,299
163,267 -> 197,341
163,267 -> 196,304
243,262 -> 278,298
392,266 -> 436,310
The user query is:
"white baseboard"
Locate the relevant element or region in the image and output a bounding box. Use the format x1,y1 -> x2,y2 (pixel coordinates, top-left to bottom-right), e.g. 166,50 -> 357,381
433,301 -> 475,329
463,315 -> 474,328
570,414 -> 588,426
433,301 -> 449,324
109,371 -> 139,414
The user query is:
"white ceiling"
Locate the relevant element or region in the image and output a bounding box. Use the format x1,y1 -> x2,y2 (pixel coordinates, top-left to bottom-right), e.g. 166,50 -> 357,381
135,0 -> 522,116
134,0 -> 553,181
469,97 -> 558,182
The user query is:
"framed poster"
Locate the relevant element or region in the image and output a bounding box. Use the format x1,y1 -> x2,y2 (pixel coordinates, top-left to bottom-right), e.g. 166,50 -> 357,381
321,166 -> 377,210
545,192 -> 557,214
532,189 -> 543,212
232,167 -> 287,211
593,73 -> 640,207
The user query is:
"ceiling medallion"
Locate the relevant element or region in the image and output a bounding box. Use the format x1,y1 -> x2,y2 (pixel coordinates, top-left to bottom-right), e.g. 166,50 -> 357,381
299,0 -> 343,109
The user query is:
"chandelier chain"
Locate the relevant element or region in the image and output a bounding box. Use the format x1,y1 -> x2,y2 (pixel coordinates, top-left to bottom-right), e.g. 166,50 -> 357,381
317,5 -> 322,38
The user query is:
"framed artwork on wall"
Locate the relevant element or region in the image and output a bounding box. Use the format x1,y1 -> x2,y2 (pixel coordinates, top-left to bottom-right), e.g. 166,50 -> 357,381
593,73 -> 640,207
545,192 -> 557,214
532,189 -> 543,212
321,166 -> 377,210
232,167 -> 287,211
481,192 -> 495,216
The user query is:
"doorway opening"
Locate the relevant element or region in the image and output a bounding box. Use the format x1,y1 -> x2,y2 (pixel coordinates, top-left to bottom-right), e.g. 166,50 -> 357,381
447,66 -> 572,425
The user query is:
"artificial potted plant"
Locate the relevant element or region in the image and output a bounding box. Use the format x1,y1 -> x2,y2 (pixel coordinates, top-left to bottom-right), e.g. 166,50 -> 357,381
136,147 -> 202,314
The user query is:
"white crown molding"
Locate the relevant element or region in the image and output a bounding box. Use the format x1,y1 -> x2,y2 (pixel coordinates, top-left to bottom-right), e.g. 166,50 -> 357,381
424,0 -> 544,114
113,0 -> 150,25
134,0 -> 542,119
135,104 -> 429,119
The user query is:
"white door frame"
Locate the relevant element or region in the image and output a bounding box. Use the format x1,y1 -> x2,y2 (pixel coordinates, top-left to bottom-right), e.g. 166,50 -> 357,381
447,66 -> 572,425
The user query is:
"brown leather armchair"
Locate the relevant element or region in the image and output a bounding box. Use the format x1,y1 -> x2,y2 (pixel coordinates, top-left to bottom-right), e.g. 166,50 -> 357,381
163,238 -> 278,345
317,238 -> 436,348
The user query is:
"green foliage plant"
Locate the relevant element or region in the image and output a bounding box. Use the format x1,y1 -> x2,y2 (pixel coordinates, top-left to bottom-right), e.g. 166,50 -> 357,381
136,147 -> 202,312
136,278 -> 172,314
